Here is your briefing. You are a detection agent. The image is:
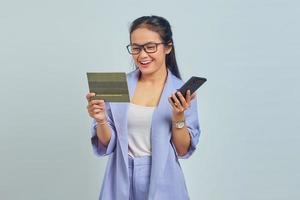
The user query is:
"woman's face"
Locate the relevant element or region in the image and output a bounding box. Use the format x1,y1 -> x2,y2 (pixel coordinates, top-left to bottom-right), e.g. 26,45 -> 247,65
130,28 -> 172,76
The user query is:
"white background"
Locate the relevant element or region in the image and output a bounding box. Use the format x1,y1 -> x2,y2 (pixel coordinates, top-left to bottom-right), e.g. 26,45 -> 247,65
0,0 -> 299,199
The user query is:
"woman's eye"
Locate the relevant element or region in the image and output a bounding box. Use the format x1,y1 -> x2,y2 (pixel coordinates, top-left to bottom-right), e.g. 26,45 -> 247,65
146,45 -> 156,50
132,47 -> 140,51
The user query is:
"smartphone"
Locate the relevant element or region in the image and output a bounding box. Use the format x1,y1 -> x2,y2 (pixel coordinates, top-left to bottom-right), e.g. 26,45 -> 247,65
174,76 -> 207,102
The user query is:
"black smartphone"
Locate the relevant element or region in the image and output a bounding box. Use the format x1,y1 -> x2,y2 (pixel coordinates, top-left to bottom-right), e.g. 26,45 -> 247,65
173,76 -> 207,103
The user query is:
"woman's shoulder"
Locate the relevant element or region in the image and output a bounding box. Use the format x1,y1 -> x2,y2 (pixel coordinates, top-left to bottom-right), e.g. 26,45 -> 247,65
126,69 -> 139,79
169,72 -> 184,87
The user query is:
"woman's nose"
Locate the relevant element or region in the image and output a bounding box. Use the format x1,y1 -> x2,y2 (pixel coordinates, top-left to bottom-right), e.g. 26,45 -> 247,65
139,48 -> 149,57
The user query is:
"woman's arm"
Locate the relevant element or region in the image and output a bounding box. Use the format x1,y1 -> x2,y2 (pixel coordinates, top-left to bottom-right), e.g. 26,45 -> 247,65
87,93 -> 116,156
95,119 -> 112,147
168,90 -> 201,158
171,112 -> 191,156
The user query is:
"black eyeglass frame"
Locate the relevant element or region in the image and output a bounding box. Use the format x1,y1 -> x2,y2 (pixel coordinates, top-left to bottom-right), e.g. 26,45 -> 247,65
126,42 -> 167,55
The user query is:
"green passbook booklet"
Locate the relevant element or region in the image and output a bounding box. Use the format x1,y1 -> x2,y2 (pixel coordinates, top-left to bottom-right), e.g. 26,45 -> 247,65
87,72 -> 130,102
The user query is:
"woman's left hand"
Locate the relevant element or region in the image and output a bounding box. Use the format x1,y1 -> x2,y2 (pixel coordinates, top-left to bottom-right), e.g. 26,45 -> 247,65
168,90 -> 196,115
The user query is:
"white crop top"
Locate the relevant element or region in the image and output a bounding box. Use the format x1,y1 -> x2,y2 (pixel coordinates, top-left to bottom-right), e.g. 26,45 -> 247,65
127,103 -> 155,158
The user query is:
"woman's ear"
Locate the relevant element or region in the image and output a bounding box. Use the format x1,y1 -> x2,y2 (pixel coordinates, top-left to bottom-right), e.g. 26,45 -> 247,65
165,42 -> 173,54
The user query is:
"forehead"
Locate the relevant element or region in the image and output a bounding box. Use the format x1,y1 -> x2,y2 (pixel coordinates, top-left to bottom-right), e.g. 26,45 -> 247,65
130,28 -> 161,44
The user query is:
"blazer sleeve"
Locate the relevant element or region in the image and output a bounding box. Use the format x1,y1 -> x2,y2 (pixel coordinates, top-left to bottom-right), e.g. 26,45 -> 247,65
176,96 -> 201,159
90,102 -> 117,156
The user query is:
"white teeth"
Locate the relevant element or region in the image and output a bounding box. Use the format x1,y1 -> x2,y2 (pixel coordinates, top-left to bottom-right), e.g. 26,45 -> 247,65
140,61 -> 151,64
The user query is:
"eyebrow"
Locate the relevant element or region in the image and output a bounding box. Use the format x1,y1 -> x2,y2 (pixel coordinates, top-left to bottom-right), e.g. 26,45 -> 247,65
131,41 -> 160,45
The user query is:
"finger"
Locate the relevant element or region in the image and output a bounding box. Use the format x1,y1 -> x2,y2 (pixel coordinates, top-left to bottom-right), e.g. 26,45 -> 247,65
87,106 -> 93,114
185,90 -> 191,104
90,106 -> 103,114
86,93 -> 96,101
93,109 -> 101,114
90,108 -> 102,114
170,95 -> 184,112
90,99 -> 105,107
91,104 -> 103,110
88,98 -> 102,108
87,103 -> 102,112
171,94 -> 182,111
90,104 -> 105,113
168,96 -> 177,108
176,91 -> 188,108
168,97 -> 181,111
171,93 -> 181,106
168,97 -> 180,113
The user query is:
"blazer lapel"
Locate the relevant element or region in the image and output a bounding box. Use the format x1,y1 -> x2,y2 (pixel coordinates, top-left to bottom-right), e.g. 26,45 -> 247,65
109,69 -> 139,167
149,69 -> 175,198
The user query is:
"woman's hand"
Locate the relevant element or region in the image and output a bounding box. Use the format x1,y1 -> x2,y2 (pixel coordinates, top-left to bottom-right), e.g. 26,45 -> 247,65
168,90 -> 196,156
168,90 -> 196,117
86,93 -> 107,123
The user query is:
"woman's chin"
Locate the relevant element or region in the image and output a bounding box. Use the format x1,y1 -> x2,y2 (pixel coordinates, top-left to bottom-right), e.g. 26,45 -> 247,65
138,66 -> 151,73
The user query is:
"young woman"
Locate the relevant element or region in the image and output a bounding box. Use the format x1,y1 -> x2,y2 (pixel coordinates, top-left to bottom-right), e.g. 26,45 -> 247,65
86,15 -> 201,200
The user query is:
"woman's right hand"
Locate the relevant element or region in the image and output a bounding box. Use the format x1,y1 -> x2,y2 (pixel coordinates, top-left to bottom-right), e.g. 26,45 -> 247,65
86,93 -> 107,123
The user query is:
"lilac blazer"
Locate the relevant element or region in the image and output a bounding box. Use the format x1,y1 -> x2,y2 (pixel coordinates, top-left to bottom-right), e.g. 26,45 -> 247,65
90,69 -> 201,200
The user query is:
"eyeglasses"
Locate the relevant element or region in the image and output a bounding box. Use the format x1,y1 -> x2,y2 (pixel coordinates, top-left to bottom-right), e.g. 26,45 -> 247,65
126,42 -> 166,55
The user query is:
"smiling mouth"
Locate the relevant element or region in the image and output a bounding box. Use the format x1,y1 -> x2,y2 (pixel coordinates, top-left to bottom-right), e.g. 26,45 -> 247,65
139,60 -> 152,65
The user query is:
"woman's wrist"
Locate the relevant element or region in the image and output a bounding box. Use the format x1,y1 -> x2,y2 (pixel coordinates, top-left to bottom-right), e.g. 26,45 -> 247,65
172,112 -> 185,122
96,118 -> 108,126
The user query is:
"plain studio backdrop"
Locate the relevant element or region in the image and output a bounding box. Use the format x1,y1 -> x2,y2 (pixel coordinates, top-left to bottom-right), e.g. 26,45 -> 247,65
0,0 -> 299,199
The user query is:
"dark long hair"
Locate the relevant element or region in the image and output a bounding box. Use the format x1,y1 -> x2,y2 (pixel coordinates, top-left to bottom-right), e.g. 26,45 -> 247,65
129,15 -> 182,79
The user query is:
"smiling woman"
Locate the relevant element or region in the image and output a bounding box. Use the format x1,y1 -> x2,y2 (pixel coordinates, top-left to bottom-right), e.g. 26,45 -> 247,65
129,27 -> 172,77
86,15 -> 201,200
128,16 -> 181,80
